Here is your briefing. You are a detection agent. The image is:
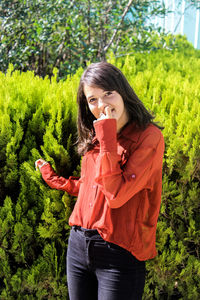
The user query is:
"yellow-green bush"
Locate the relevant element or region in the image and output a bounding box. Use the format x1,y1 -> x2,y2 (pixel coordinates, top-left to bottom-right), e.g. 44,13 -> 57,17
0,45 -> 200,299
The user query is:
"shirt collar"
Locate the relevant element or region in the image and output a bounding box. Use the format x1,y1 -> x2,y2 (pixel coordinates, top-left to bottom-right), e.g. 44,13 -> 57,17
117,121 -> 141,143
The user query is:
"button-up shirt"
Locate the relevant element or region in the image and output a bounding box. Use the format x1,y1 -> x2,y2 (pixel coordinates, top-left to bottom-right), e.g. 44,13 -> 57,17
40,119 -> 164,261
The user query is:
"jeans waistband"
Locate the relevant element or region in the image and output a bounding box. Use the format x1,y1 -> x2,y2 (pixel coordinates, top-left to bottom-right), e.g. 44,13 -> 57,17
72,226 -> 100,238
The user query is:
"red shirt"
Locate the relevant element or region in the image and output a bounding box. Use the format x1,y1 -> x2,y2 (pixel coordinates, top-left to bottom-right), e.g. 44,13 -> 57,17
40,119 -> 164,261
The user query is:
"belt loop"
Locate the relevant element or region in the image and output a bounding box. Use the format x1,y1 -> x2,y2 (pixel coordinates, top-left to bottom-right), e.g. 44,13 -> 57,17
72,226 -> 99,238
72,225 -> 80,231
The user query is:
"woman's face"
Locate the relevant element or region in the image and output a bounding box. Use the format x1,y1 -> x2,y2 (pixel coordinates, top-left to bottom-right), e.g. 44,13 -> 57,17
83,84 -> 129,132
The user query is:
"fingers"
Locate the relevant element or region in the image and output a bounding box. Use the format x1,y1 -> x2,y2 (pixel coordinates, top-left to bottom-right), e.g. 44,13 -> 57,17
35,158 -> 48,171
99,112 -> 106,119
93,105 -> 115,124
96,106 -> 114,121
104,106 -> 113,119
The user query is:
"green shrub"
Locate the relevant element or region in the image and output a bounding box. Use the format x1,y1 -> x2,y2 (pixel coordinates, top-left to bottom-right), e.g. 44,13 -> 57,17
0,67 -> 81,299
0,44 -> 200,299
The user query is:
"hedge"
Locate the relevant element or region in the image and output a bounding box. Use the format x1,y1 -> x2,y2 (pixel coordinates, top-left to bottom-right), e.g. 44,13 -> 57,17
0,44 -> 200,299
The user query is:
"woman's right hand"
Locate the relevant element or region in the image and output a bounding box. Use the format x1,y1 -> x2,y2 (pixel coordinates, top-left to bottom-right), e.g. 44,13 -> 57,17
35,158 -> 48,171
93,105 -> 115,124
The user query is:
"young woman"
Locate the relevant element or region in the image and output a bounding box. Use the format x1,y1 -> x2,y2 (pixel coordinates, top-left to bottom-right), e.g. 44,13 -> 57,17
35,62 -> 164,300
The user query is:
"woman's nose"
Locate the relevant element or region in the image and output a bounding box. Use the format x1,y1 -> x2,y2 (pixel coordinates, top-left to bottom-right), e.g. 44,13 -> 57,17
98,98 -> 106,110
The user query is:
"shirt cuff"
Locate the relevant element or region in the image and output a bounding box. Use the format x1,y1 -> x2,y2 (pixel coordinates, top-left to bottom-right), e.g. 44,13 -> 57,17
94,119 -> 117,152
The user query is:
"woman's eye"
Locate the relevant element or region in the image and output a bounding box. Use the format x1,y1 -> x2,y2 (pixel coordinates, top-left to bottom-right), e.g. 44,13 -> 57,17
88,98 -> 96,103
105,91 -> 113,96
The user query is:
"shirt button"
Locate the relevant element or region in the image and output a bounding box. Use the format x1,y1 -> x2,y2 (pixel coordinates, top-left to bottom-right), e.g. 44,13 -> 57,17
92,185 -> 96,188
131,174 -> 136,178
89,203 -> 93,208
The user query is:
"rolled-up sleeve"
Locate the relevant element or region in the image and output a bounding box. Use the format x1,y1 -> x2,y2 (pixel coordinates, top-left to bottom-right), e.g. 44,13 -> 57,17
94,119 -> 164,208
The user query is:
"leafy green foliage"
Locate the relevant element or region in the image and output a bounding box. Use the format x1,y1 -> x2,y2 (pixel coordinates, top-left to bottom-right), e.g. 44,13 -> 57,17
0,38 -> 200,298
0,0 -> 167,79
0,68 -> 79,298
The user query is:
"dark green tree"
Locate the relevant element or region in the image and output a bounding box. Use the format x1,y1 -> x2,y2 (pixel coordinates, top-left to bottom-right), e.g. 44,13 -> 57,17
0,0 -> 166,79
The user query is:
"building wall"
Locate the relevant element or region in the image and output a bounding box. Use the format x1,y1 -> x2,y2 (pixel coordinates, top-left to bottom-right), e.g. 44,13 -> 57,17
153,0 -> 200,49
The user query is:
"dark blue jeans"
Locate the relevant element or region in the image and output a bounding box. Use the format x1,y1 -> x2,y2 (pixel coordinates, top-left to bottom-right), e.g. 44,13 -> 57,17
67,226 -> 146,300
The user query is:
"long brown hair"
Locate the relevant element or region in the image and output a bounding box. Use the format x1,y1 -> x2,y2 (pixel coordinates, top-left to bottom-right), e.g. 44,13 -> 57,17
77,62 -> 161,155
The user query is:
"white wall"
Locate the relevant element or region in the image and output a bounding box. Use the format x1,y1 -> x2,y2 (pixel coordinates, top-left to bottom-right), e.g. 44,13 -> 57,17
153,0 -> 200,49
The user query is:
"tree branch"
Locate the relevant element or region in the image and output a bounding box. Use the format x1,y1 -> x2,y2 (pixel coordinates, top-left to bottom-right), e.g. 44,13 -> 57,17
174,3 -> 193,33
103,0 -> 134,53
